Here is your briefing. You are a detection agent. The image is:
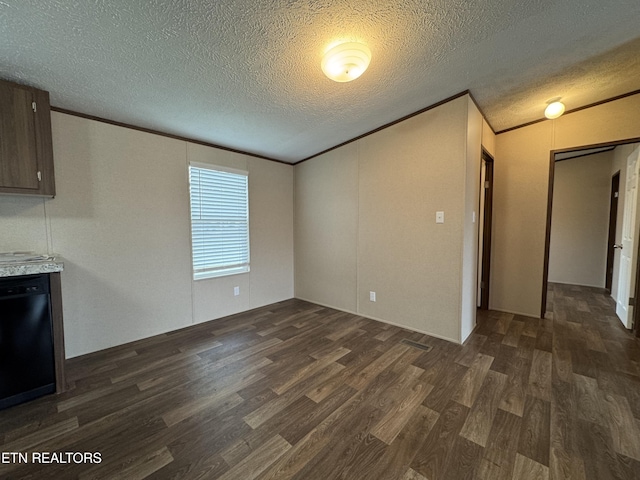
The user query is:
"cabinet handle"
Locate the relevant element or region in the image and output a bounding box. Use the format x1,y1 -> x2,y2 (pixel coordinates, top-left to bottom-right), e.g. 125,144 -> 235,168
37,171 -> 42,182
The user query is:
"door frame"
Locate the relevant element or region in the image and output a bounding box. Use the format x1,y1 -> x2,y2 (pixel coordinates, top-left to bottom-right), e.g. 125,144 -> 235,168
633,227 -> 640,337
478,149 -> 494,310
605,171 -> 620,292
541,136 -> 640,320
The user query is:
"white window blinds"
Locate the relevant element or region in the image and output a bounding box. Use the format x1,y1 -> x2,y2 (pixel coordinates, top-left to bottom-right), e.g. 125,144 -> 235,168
189,164 -> 249,280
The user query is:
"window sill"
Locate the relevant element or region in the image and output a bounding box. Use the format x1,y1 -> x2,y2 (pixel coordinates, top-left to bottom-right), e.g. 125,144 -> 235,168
193,266 -> 250,281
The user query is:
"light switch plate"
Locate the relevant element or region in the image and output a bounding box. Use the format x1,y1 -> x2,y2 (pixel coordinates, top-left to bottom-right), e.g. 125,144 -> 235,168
369,291 -> 376,302
436,211 -> 445,224
234,286 -> 240,296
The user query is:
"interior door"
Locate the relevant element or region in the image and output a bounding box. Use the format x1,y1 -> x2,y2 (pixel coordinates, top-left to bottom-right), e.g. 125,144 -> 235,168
616,146 -> 640,327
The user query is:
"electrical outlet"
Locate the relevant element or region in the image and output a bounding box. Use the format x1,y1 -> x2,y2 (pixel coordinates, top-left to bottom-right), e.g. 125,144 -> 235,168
436,211 -> 445,224
370,291 -> 376,302
234,286 -> 240,296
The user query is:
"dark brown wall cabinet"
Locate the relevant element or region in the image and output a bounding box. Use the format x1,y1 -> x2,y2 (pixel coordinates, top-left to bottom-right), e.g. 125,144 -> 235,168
0,80 -> 55,196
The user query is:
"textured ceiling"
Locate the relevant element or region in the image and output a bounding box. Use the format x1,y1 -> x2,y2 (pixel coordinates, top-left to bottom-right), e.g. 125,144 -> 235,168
1,0 -> 639,163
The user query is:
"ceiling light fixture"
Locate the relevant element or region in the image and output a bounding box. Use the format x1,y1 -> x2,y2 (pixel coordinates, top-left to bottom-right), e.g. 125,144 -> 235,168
544,100 -> 565,119
321,42 -> 371,82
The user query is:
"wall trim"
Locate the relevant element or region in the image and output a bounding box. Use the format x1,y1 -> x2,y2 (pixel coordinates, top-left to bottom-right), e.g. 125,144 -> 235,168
554,147 -> 615,163
547,280 -> 606,289
44,89 -> 640,164
487,307 -> 540,320
495,89 -> 640,135
553,138 -> 640,154
53,90 -> 499,167
50,106 -> 291,166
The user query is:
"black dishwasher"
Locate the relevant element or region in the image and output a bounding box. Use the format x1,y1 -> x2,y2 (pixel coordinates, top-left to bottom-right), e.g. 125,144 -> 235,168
0,274 -> 56,410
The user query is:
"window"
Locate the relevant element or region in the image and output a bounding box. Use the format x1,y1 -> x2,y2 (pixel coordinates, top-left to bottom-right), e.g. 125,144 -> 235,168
188,163 -> 249,280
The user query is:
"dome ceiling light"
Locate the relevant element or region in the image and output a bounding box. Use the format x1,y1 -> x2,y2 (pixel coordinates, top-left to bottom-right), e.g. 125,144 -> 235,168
321,42 -> 371,83
544,100 -> 566,119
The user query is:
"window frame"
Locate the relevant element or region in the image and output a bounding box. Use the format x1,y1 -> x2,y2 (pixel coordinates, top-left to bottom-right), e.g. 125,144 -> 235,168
188,162 -> 250,281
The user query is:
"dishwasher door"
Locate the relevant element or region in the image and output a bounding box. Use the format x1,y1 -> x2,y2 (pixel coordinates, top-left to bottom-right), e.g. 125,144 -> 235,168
0,274 -> 56,410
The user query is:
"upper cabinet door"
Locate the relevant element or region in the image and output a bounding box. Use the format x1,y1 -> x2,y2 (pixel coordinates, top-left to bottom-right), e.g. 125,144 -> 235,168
0,83 -> 39,189
0,80 -> 55,196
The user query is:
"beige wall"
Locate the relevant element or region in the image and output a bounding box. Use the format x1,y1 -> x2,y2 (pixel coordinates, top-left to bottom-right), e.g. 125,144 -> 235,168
187,144 -> 294,324
294,143 -> 358,312
0,195 -> 50,253
482,118 -> 496,158
247,157 -> 295,308
0,112 -> 294,358
493,93 -> 640,317
548,151 -> 613,287
295,95 -> 481,343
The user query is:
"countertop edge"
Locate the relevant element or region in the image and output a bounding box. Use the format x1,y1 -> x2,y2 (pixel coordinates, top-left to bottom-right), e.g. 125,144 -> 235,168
0,261 -> 65,278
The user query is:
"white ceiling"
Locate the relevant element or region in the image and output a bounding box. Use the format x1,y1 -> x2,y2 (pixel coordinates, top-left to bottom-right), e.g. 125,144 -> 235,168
1,0 -> 639,163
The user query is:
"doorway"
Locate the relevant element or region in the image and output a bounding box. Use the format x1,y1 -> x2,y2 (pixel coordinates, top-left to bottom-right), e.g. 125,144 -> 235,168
541,138 -> 640,338
605,172 -> 620,292
477,150 -> 494,310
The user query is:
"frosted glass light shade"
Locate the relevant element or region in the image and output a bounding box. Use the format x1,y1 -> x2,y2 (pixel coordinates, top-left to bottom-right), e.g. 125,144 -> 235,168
544,101 -> 565,119
322,42 -> 371,82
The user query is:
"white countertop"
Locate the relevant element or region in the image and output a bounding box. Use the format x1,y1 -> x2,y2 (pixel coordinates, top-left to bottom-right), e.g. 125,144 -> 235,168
0,254 -> 64,278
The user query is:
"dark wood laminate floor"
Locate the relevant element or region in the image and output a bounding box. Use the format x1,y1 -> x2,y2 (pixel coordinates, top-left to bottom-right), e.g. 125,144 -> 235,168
1,284 -> 640,479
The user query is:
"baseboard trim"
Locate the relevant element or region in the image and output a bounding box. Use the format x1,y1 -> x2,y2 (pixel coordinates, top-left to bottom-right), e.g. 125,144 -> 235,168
294,296 -> 461,344
486,307 -> 541,320
547,280 -> 606,289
